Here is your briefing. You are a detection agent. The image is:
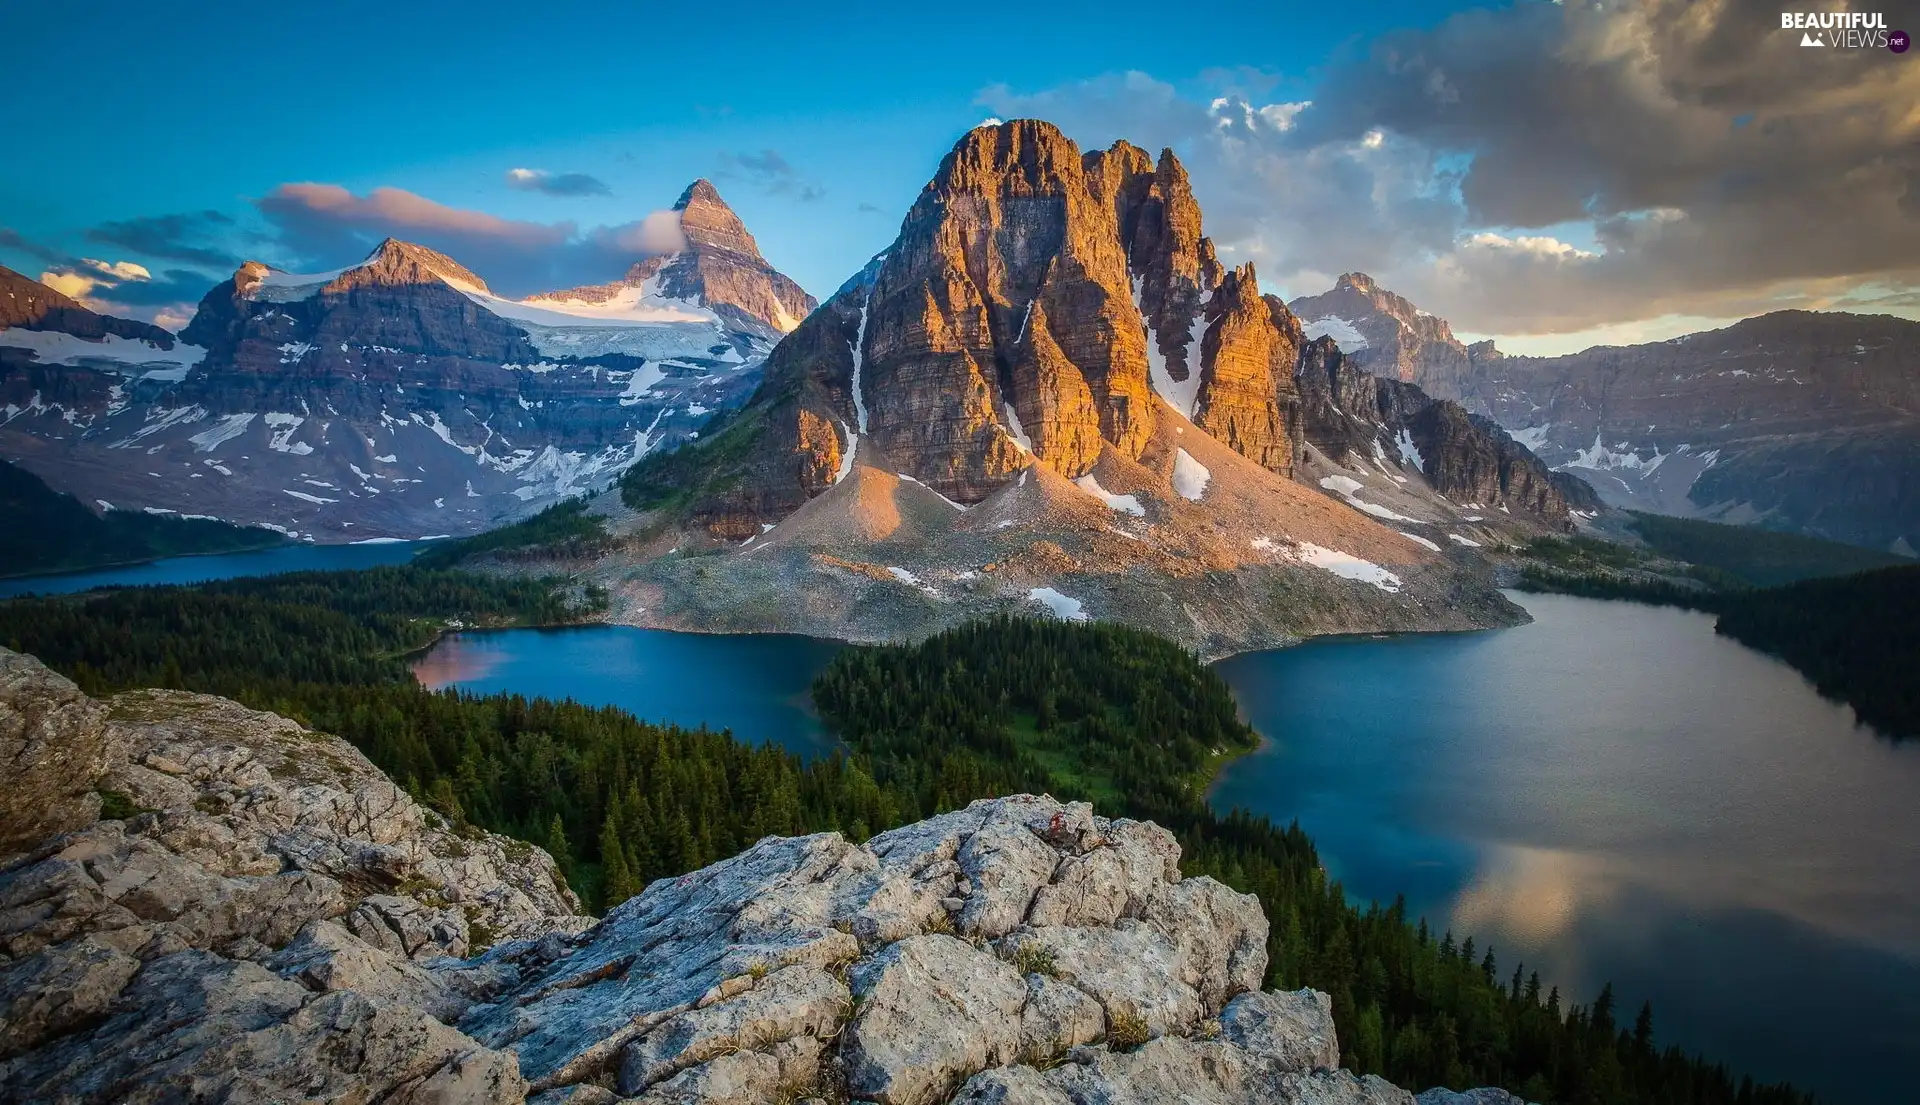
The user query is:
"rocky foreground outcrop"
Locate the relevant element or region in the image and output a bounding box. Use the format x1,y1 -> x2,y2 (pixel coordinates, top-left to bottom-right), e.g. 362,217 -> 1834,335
0,649 -> 1519,1103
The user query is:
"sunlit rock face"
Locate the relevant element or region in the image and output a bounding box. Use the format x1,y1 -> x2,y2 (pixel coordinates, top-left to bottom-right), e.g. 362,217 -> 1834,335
677,119 -> 1304,540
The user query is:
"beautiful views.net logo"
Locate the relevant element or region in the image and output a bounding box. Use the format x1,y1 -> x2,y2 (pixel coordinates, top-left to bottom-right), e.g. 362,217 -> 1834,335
1781,11 -> 1901,49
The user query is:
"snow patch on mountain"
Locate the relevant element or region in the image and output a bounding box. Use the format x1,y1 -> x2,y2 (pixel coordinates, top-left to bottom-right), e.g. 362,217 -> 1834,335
1135,277 -> 1210,417
1395,428 -> 1424,472
1027,587 -> 1090,621
1172,448 -> 1211,501
1509,424 -> 1553,451
1003,403 -> 1034,453
1302,316 -> 1368,353
0,328 -> 205,370
1318,475 -> 1424,524
834,421 -> 858,483
1293,542 -> 1402,592
1074,474 -> 1146,516
188,413 -> 255,452
1570,434 -> 1666,473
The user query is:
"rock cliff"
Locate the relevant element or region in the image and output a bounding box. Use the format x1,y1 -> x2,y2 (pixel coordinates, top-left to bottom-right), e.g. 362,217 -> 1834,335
0,183 -> 807,541
658,120 -> 1302,539
0,647 -> 1523,1103
1293,337 -> 1595,529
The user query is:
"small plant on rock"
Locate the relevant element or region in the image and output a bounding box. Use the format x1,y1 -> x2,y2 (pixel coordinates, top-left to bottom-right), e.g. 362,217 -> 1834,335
1107,1008 -> 1151,1052
96,790 -> 149,820
1011,942 -> 1059,978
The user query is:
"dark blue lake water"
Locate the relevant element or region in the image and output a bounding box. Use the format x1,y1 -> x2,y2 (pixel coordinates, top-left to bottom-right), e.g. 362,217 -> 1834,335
1211,592 -> 1918,1105
413,626 -> 844,757
0,540 -> 427,598
393,591 -> 1917,1104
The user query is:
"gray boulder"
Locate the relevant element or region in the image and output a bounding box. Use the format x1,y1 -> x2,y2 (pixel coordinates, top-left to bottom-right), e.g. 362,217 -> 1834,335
0,651 -> 115,858
0,949 -> 527,1104
1221,988 -> 1342,1072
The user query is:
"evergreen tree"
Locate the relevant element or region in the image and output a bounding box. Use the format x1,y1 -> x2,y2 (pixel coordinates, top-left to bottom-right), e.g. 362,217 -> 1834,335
599,818 -> 639,909
543,815 -> 572,881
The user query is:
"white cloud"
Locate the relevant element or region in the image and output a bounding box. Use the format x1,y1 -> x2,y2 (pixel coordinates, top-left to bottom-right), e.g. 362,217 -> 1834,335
82,259 -> 151,281
1462,233 -> 1598,260
39,270 -> 100,299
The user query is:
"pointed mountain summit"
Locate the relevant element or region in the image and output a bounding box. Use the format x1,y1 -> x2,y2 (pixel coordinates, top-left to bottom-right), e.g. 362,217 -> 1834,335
634,119 -> 1307,540
1287,272 -> 1478,395
532,179 -> 817,337
597,119 -> 1529,656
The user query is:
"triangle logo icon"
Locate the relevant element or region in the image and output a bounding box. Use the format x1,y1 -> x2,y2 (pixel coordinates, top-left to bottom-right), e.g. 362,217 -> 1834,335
1800,30 -> 1822,46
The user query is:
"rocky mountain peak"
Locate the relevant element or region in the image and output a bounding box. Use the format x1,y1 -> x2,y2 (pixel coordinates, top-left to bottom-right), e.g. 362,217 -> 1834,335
675,176 -> 725,210
349,237 -> 491,293
935,117 -> 1088,199
533,178 -> 820,337
648,118 -> 1317,539
670,178 -> 764,263
1289,273 -> 1472,394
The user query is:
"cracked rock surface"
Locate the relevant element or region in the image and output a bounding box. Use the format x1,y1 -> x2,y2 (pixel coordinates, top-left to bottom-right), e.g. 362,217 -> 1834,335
0,648 -> 1523,1104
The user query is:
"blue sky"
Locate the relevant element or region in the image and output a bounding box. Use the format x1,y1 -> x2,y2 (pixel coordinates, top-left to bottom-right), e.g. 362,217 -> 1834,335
3,0 -> 1456,293
6,1 -> 1915,352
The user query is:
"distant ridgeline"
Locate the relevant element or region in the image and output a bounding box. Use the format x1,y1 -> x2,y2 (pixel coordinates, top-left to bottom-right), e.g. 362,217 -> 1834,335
0,458 -> 286,577
0,573 -> 1812,1104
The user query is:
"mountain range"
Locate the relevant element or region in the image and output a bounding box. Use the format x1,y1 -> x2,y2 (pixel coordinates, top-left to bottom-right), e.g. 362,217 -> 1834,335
0,181 -> 811,541
1289,274 -> 1920,555
5,115 -> 1911,595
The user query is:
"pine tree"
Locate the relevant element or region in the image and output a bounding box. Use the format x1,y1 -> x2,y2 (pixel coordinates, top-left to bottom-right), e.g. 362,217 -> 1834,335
599,818 -> 639,910
543,815 -> 573,880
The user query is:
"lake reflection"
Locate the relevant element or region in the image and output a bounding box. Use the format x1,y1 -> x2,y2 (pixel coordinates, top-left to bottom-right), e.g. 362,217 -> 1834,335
1211,592 -> 1920,1105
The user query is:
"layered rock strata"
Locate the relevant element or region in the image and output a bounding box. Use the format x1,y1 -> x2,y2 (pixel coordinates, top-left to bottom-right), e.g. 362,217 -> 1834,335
666,120 -> 1302,540
1295,337 -> 1595,525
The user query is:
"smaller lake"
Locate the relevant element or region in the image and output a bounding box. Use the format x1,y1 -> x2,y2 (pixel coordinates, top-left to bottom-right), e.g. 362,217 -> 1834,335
0,541 -> 429,598
412,626 -> 844,757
